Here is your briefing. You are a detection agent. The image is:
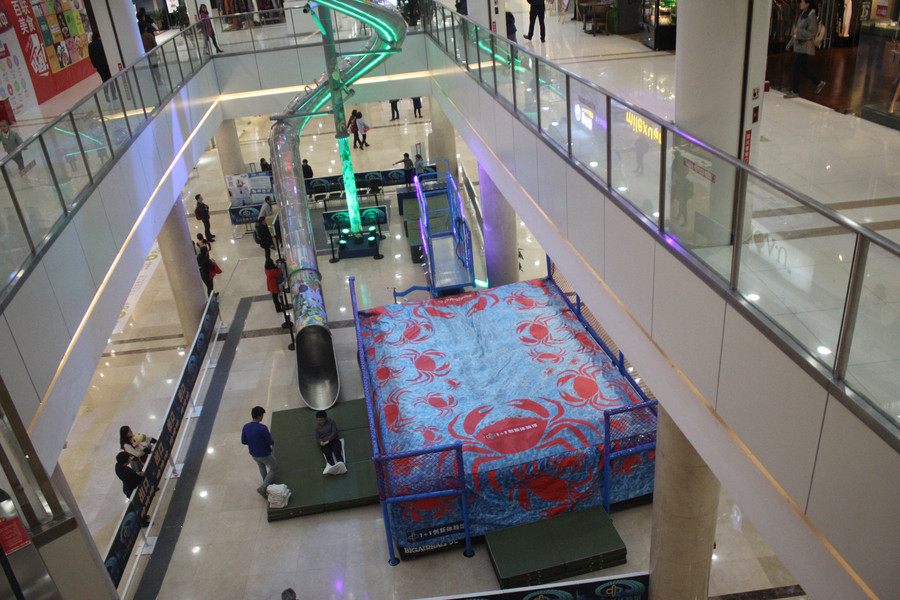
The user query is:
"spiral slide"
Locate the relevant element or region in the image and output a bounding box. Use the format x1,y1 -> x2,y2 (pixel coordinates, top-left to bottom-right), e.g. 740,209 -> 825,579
269,0 -> 407,410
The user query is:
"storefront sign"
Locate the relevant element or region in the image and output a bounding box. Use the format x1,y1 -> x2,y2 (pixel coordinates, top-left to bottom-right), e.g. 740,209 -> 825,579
625,110 -> 661,144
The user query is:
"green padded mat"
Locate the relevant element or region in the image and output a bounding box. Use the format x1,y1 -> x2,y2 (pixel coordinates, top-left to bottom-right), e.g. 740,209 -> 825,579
267,400 -> 379,521
485,506 -> 627,588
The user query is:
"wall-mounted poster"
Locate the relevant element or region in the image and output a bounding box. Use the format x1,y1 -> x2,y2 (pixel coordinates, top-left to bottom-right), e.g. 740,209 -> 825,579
0,0 -> 94,109
0,3 -> 39,115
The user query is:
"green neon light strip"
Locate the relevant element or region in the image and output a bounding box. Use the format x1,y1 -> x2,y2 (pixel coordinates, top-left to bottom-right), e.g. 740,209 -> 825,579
53,126 -> 103,145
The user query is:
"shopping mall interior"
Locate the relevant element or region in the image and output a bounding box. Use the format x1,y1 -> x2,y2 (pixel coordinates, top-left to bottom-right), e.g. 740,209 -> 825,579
1,0 -> 899,598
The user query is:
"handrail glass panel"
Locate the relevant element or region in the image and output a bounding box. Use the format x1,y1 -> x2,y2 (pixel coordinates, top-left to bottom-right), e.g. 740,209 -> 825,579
7,139 -> 65,248
0,179 -> 31,284
476,30 -> 495,91
737,174 -> 855,367
515,53 -> 539,127
100,88 -> 133,158
569,78 -> 608,184
845,242 -> 900,421
43,117 -> 91,208
609,98 -> 661,223
159,40 -> 183,89
537,60 -> 568,151
452,13 -> 466,67
464,21 -> 479,74
665,132 -> 735,280
494,37 -> 516,109
70,98 -> 112,182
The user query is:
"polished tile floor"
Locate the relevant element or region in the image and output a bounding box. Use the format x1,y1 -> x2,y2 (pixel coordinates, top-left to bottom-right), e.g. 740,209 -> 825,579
46,3 -> 900,598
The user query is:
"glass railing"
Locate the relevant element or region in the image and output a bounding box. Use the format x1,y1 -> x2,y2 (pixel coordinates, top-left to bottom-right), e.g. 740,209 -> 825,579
0,8 -> 373,305
423,2 -> 900,435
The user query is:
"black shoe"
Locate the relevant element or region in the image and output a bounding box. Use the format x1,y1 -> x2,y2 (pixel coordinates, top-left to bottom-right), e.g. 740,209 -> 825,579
141,517 -> 151,528
523,35 -> 532,40
365,143 -> 370,147
216,49 -> 223,54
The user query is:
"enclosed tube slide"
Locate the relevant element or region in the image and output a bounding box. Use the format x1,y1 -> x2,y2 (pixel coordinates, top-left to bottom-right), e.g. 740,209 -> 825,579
270,0 -> 406,409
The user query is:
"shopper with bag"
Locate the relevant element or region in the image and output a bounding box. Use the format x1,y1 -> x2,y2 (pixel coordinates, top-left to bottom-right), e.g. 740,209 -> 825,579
348,109 -> 361,148
197,246 -> 217,296
265,258 -> 285,312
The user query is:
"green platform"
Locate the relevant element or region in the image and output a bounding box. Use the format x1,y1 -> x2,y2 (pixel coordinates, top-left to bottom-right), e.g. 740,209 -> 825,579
267,400 -> 379,521
485,506 -> 627,588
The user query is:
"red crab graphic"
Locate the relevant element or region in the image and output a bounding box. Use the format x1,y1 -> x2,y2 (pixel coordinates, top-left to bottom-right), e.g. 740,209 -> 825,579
413,303 -> 456,320
528,348 -> 566,364
381,389 -> 415,434
413,392 -> 458,418
412,425 -> 444,447
610,451 -> 655,476
387,317 -> 434,346
573,331 -> 600,354
504,455 -> 600,519
448,397 -> 602,487
396,485 -> 457,522
516,314 -> 568,346
556,364 -> 618,410
430,290 -> 499,316
399,349 -> 451,384
373,357 -> 402,387
505,288 -> 550,310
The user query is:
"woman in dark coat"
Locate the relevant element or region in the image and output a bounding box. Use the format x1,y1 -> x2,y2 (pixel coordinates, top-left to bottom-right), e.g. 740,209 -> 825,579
88,33 -> 116,102
197,246 -> 215,296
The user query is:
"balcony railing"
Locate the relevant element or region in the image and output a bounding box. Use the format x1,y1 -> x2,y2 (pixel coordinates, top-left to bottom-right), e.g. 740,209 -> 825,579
421,0 -> 900,439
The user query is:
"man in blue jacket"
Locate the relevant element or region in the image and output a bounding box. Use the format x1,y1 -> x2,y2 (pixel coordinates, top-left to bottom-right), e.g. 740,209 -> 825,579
241,406 -> 278,498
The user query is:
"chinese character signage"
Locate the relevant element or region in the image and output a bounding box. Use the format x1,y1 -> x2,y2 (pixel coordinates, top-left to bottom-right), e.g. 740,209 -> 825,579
0,0 -> 95,109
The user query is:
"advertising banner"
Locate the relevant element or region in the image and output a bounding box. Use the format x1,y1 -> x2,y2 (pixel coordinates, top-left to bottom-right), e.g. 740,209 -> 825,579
1,0 -> 95,107
103,295 -> 220,587
0,4 -> 38,115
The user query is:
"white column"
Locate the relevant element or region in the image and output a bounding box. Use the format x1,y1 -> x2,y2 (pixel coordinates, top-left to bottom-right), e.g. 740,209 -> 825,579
91,0 -> 144,71
427,99 -> 459,178
157,198 -> 207,338
674,0 -> 771,235
214,119 -> 247,178
479,165 -> 518,287
649,405 -> 721,600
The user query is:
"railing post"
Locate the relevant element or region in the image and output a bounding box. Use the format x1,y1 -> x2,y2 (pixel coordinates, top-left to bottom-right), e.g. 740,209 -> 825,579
93,95 -> 115,162
605,94 -> 612,189
40,137 -> 67,213
833,235 -> 869,379
535,60 -> 541,132
657,127 -> 667,231
565,74 -> 572,157
729,169 -> 749,291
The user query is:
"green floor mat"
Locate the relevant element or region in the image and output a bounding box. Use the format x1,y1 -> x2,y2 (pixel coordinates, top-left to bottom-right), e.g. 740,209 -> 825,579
485,506 -> 627,588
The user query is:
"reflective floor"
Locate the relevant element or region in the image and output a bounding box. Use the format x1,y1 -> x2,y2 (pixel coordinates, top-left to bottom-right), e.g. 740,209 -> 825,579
45,3 -> 900,598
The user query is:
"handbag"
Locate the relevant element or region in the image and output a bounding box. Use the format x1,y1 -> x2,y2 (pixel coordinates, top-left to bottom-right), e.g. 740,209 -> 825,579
211,260 -> 222,278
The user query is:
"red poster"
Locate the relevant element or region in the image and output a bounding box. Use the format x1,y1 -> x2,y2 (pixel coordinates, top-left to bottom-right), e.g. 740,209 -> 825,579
1,0 -> 94,104
0,516 -> 30,555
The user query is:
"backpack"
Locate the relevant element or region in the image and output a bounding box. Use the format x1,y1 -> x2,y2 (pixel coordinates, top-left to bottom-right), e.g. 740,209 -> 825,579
194,206 -> 202,219
814,20 -> 826,48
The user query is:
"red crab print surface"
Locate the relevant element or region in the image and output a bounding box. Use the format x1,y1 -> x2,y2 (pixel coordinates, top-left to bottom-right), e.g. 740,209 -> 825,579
502,455 -> 601,518
516,314 -> 569,346
381,389 -> 415,434
448,397 -> 602,488
413,392 -> 458,418
387,317 -> 434,346
399,349 -> 451,384
556,364 -> 619,410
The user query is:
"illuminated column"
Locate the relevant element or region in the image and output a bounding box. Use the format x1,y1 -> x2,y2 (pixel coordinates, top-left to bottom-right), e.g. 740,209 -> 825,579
90,0 -> 144,71
214,119 -> 247,178
649,405 -> 720,600
479,165 -> 517,287
319,6 -> 362,233
674,0 -> 770,235
428,99 -> 458,178
158,198 -> 207,338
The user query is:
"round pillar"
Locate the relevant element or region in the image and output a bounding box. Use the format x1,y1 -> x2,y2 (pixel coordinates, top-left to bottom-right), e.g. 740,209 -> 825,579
214,119 -> 247,178
90,0 -> 144,72
157,198 -> 207,338
427,98 -> 458,178
479,165 -> 518,287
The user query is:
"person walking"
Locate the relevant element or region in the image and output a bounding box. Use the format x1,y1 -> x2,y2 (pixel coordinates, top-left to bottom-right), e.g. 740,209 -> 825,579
196,246 -> 215,296
301,158 -> 313,179
0,120 -> 26,173
355,112 -> 371,148
389,99 -> 400,120
241,406 -> 277,498
258,196 -> 275,220
348,109 -> 361,148
784,0 -> 826,99
265,258 -> 284,312
522,0 -> 546,43
194,194 -> 215,241
199,4 -> 224,54
256,216 -> 275,260
88,33 -> 117,102
411,97 -> 422,118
